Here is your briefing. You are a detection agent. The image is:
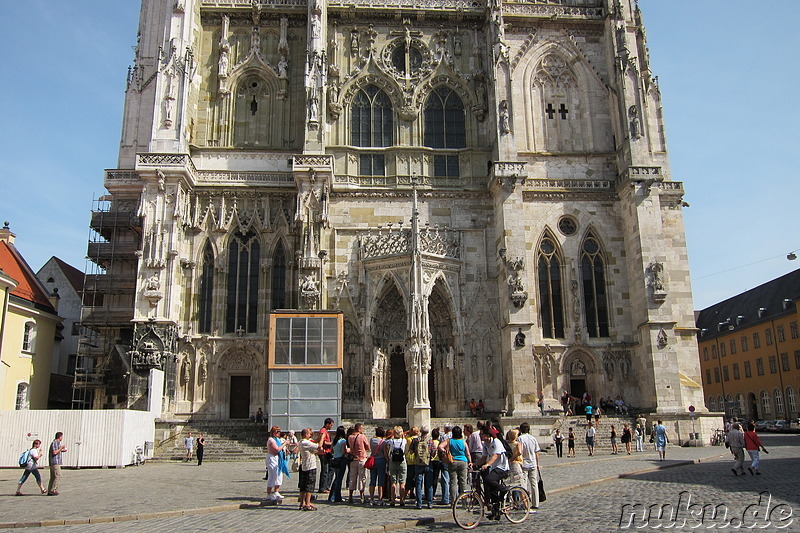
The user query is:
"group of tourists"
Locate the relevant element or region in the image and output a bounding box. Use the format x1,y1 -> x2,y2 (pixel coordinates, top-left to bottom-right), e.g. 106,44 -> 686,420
15,432 -> 67,496
263,418 -> 542,518
560,390 -> 630,418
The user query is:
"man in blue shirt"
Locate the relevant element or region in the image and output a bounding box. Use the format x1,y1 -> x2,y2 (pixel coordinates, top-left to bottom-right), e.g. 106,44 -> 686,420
47,432 -> 67,495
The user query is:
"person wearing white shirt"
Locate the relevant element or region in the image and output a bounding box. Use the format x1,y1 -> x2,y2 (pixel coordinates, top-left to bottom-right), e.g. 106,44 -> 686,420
516,422 -> 541,511
479,428 -> 509,521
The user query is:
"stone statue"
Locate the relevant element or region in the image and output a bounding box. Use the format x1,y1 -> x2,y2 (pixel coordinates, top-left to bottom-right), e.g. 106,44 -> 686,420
499,100 -> 511,134
301,274 -> 319,293
198,357 -> 207,383
514,328 -> 525,347
649,262 -> 665,291
446,346 -> 455,370
350,29 -> 359,55
278,55 -> 288,79
144,274 -> 160,291
218,47 -> 229,78
629,105 -> 641,139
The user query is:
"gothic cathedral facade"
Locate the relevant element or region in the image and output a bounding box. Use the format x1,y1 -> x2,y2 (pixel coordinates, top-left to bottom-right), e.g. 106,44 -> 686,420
83,0 -> 705,425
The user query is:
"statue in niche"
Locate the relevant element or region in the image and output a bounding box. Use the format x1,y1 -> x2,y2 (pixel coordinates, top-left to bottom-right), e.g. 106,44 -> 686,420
350,29 -> 359,55
499,100 -> 511,134
487,354 -> 494,382
446,346 -> 455,370
471,351 -> 478,377
620,354 -> 631,379
543,358 -> 552,386
309,96 -> 319,122
421,345 -> 431,372
250,26 -> 260,55
278,55 -> 288,79
301,274 -> 319,293
197,357 -> 207,398
406,339 -> 421,372
218,47 -> 229,78
648,262 -> 665,291
604,356 -> 615,381
629,105 -> 641,139
514,328 -> 526,347
181,358 -> 192,400
453,33 -> 462,57
144,274 -> 160,291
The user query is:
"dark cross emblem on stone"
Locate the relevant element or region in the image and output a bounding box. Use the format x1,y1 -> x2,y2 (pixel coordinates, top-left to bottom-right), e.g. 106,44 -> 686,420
558,103 -> 569,120
545,103 -> 555,119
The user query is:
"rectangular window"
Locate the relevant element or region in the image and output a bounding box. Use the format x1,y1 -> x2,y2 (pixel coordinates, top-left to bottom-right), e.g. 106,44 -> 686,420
765,329 -> 773,345
795,350 -> 800,370
713,367 -> 720,383
720,343 -> 726,357
723,366 -> 729,382
781,352 -> 789,372
756,358 -> 764,376
270,314 -> 342,367
769,355 -> 777,374
359,154 -> 385,176
753,333 -> 760,348
744,360 -> 752,378
711,345 -> 717,359
729,339 -> 737,354
705,369 -> 712,385
703,347 -> 708,361
777,325 -> 785,342
741,336 -> 748,351
433,154 -> 460,178
791,321 -> 798,339
732,363 -> 740,380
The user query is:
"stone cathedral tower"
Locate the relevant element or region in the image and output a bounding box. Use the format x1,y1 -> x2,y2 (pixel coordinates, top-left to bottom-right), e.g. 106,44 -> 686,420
80,0 -> 705,427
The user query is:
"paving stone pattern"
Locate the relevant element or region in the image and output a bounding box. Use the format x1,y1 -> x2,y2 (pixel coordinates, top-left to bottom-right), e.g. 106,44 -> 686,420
0,435 -> 796,532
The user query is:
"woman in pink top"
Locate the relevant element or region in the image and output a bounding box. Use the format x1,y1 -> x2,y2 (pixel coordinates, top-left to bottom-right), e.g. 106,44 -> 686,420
743,422 -> 768,475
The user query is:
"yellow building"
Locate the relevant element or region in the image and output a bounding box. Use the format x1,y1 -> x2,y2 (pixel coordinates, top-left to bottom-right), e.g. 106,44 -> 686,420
697,268 -> 800,421
0,224 -> 59,410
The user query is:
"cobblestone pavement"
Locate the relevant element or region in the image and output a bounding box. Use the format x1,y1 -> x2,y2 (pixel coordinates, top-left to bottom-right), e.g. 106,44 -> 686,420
0,435 -> 796,532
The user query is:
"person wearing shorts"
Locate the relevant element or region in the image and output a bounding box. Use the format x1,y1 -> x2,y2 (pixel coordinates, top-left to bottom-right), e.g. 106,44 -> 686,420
385,426 -> 407,506
586,424 -> 596,456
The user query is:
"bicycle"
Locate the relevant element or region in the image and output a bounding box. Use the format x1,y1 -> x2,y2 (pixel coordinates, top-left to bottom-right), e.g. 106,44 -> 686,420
452,468 -> 531,529
710,429 -> 725,446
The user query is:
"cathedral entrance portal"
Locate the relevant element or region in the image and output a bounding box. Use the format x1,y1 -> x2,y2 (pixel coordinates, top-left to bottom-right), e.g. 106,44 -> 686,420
229,375 -> 251,419
389,346 -> 408,418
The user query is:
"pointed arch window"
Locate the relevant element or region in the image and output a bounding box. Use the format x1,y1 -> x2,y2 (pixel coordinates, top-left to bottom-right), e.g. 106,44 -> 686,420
424,87 -> 465,178
271,242 -> 287,310
198,242 -> 215,334
225,231 -> 260,334
581,233 -> 609,337
538,235 -> 564,338
351,85 -> 393,176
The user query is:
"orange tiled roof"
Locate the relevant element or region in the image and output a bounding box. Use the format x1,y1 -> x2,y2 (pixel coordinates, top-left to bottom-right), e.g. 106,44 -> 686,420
0,241 -> 56,313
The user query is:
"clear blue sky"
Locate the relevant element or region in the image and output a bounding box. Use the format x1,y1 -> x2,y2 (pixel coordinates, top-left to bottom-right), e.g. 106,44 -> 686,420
1,1 -> 797,310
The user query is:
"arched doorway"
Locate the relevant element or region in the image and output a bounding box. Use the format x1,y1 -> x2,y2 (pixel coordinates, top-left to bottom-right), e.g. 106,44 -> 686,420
215,348 -> 260,420
747,392 -> 758,420
568,358 -> 588,401
429,279 -> 457,417
372,281 -> 408,419
389,345 -> 408,418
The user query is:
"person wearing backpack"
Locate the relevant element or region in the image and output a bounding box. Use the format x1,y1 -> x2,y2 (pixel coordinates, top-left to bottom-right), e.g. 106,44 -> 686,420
384,426 -> 407,506
413,426 -> 434,509
16,439 -> 46,496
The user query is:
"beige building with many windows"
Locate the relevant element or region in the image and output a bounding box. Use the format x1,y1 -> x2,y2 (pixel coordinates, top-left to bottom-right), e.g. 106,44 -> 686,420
80,0 -> 706,429
697,268 -> 800,421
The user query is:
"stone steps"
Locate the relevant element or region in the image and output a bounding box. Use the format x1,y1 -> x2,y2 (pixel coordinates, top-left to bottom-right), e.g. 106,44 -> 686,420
153,421 -> 270,462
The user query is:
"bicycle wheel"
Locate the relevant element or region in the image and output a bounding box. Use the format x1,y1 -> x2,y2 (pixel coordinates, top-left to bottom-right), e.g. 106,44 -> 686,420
453,492 -> 484,530
503,486 -> 531,524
